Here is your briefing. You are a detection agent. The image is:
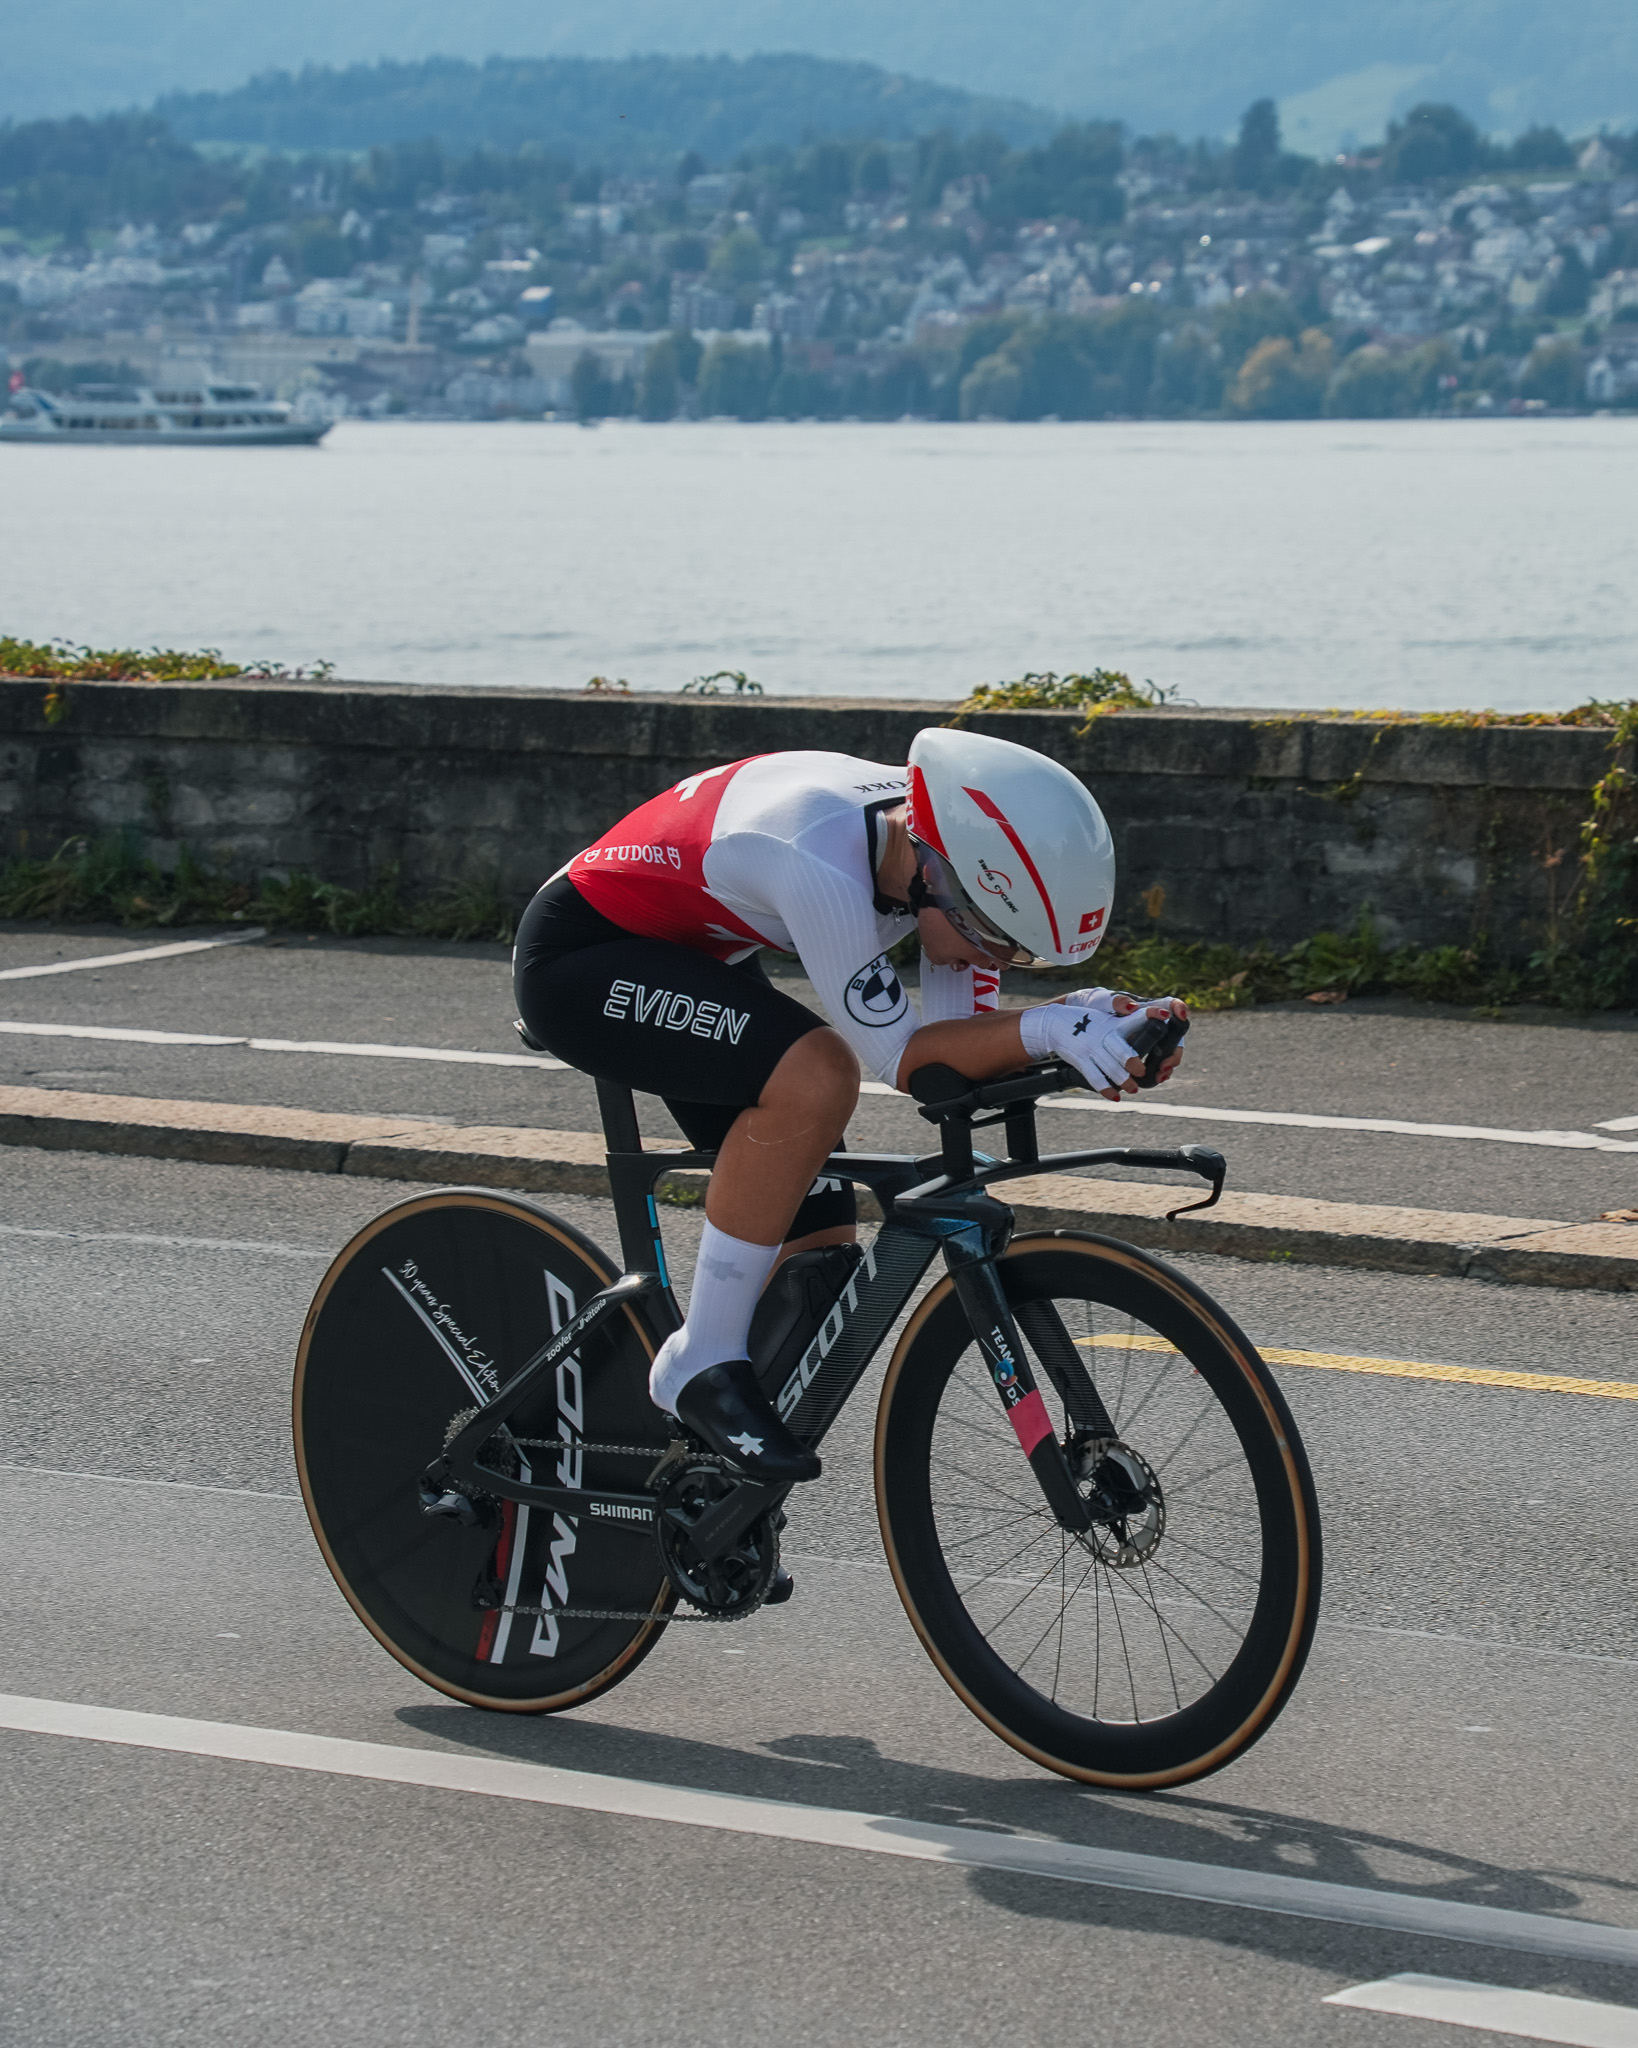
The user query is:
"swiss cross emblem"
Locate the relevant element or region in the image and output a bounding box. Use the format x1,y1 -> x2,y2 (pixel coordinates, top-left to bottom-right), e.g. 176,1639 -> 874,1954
1079,908 -> 1105,934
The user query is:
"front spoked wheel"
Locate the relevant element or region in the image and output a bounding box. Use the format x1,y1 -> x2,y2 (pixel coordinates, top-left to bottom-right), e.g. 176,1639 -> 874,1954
876,1233 -> 1321,1787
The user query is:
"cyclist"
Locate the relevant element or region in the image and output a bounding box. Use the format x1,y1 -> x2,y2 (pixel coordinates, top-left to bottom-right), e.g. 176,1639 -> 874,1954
514,728 -> 1186,1486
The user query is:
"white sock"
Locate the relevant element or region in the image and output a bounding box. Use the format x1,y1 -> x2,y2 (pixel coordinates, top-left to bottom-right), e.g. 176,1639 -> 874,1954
648,1220 -> 782,1414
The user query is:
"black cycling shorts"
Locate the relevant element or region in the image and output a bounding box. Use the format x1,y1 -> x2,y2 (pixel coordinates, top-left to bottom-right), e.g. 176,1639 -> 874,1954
513,875 -> 856,1241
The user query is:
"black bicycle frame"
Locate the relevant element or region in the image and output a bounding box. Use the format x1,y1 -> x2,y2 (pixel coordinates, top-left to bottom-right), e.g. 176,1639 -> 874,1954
432,1061 -> 1225,1550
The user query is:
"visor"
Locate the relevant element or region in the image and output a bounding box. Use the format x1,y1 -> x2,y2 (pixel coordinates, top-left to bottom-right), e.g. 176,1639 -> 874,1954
910,840 -> 1037,967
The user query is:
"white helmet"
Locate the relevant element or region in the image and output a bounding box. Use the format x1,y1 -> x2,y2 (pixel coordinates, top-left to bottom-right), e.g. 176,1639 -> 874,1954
906,728 -> 1116,968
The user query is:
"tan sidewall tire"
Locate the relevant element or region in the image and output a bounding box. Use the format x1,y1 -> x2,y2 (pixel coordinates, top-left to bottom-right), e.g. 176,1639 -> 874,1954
873,1231 -> 1318,1788
294,1187 -> 674,1714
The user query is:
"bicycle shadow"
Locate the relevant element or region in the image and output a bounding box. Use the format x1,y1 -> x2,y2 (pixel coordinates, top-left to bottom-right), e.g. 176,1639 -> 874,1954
391,1699 -> 1634,1943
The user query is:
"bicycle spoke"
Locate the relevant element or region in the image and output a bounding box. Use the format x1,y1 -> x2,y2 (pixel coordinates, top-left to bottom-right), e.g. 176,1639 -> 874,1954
1140,1559 -> 1184,1711
956,1520 -> 1062,1598
978,1548 -> 1073,1642
1161,1531 -> 1264,1584
1143,1552 -> 1253,1644
1101,1556 -> 1143,1723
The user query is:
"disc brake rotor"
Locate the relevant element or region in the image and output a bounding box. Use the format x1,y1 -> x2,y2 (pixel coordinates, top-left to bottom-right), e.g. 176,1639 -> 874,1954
1071,1439 -> 1165,1569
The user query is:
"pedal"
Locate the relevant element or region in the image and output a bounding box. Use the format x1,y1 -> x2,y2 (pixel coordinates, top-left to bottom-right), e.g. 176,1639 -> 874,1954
765,1566 -> 796,1606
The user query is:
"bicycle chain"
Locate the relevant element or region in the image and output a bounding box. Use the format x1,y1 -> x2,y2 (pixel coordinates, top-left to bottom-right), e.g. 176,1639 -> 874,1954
478,1434 -> 775,1626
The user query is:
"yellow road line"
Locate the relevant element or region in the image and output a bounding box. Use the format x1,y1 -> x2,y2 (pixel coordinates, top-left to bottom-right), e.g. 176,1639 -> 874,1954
1074,1332 -> 1638,1401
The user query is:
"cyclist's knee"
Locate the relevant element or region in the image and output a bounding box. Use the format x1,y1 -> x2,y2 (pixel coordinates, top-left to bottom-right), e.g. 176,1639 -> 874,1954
763,1027 -> 859,1120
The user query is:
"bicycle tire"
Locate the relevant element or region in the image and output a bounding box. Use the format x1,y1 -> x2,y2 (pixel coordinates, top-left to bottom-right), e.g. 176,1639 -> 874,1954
875,1232 -> 1321,1788
295,1187 -> 675,1712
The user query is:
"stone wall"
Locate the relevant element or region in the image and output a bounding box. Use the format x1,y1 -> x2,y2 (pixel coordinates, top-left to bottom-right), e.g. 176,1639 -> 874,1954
0,675 -> 1610,958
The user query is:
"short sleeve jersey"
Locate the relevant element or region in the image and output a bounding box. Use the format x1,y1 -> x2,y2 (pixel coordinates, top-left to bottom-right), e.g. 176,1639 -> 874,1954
567,751 -> 980,1084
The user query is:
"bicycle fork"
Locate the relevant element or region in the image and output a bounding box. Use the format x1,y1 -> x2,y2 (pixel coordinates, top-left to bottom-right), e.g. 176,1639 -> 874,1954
941,1226 -> 1095,1536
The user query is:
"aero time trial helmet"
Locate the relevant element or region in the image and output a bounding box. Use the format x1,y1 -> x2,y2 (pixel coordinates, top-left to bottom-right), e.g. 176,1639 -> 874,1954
905,728 -> 1116,969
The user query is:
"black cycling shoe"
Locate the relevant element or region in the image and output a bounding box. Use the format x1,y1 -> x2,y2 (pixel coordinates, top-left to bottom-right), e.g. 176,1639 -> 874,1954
672,1360 -> 822,1484
765,1567 -> 796,1605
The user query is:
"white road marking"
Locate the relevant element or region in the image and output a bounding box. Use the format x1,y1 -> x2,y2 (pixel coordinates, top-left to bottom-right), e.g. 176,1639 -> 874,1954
1038,1093 -> 1638,1154
1598,1115 -> 1638,1133
251,1036 -> 565,1067
0,1018 -> 566,1068
1,1694 -> 1635,1969
0,1222 -> 327,1258
0,1021 -> 243,1046
1325,1974 -> 1638,2044
0,1465 -> 299,1502
0,930 -> 267,980
2,1019 -> 1631,1154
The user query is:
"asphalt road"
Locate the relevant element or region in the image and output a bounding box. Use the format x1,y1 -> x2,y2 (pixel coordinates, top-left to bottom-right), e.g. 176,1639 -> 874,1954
2,923 -> 1638,1223
2,1142 -> 1636,2046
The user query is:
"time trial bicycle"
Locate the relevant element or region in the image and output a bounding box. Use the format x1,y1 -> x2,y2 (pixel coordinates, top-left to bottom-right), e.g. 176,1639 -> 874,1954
294,1054 -> 1322,1789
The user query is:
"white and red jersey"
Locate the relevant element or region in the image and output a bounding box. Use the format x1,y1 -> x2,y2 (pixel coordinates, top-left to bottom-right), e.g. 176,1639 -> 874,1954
567,752 -> 984,1084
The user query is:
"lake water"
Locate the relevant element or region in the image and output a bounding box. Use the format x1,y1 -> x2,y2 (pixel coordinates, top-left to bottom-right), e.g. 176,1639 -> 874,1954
5,417 -> 1634,710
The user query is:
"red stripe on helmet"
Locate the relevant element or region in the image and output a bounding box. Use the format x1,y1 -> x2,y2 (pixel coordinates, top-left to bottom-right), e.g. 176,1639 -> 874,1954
962,785 -> 1063,954
908,766 -> 949,857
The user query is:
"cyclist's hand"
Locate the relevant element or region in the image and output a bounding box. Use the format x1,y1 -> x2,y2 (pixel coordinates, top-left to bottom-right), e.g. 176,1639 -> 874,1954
1027,991 -> 1189,1096
1020,999 -> 1147,1097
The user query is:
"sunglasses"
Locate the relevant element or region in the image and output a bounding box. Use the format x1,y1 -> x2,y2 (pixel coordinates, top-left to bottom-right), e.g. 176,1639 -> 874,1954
909,841 -> 1037,967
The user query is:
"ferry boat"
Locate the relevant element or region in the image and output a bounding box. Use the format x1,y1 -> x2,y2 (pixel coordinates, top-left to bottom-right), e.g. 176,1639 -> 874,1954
0,381 -> 330,446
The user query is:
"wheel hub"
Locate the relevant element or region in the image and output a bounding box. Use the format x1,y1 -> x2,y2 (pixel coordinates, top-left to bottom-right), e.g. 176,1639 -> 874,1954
1070,1438 -> 1165,1568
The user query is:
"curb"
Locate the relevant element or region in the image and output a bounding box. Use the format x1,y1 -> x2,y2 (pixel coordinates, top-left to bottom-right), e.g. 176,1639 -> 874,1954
3,1084 -> 1636,1293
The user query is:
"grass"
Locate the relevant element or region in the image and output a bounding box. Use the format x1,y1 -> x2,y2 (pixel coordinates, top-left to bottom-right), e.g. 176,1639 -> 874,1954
0,835 -> 515,944
951,669 -> 1171,729
1036,910 -> 1629,1012
0,636 -> 334,684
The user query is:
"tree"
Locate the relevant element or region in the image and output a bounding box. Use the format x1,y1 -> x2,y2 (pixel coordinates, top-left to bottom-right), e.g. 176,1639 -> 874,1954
1519,339 -> 1585,407
671,328 -> 704,385
1231,100 -> 1281,194
1229,329 -> 1333,417
697,336 -> 773,418
1150,325 -> 1223,414
1214,288 -> 1299,377
1382,104 -> 1482,183
710,224 -> 766,284
1543,246 -> 1591,317
638,334 -> 679,419
855,144 -> 890,196
571,349 -> 616,419
959,351 -> 1023,419
1508,125 -> 1574,171
1323,344 -> 1414,417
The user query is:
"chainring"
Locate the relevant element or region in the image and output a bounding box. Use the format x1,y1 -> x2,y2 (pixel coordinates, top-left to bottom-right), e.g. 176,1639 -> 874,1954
654,1457 -> 780,1616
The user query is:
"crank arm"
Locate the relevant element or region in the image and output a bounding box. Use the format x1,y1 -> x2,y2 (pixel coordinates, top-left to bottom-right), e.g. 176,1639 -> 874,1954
663,1477 -> 786,1564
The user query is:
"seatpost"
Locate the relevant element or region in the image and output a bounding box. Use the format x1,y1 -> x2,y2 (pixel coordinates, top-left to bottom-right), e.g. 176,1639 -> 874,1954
596,1077 -> 643,1155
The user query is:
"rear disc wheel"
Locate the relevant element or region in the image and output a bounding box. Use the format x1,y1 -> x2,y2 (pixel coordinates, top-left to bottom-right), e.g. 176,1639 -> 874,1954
295,1188 -> 674,1712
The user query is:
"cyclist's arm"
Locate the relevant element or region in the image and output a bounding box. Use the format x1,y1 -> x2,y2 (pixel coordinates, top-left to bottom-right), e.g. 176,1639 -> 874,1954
894,1010 -> 1028,1092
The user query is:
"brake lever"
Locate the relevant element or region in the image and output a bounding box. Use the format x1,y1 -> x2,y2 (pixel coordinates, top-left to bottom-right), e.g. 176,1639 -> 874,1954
1165,1144 -> 1226,1221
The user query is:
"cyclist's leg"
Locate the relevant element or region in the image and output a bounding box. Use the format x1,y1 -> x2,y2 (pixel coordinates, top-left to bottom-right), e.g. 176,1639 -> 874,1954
516,923 -> 857,1475
665,1093 -> 857,1260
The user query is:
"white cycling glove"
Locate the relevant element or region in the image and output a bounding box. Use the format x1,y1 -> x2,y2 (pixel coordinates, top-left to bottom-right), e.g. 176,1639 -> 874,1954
1019,990 -> 1188,1094
1019,999 -> 1152,1093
